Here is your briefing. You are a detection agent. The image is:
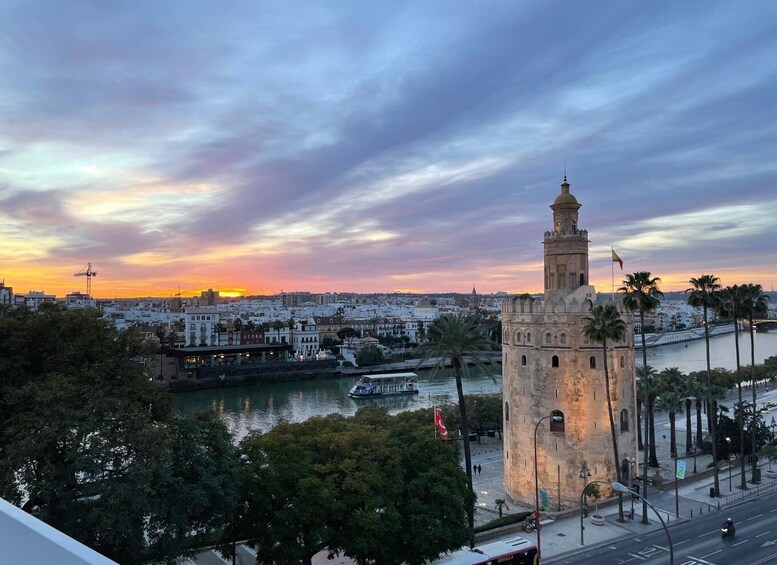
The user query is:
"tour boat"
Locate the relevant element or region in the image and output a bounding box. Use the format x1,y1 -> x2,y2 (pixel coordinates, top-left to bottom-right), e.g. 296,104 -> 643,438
348,372 -> 419,398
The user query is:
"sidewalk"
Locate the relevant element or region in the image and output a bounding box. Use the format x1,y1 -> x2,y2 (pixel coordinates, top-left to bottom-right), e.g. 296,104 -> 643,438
469,380 -> 777,560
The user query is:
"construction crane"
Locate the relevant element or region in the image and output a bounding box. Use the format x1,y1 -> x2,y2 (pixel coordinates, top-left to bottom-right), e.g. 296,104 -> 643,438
74,262 -> 97,298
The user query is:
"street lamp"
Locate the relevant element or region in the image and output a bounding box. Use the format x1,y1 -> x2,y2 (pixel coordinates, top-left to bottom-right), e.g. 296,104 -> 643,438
612,482 -> 674,565
578,462 -> 591,545
771,416 -> 776,441
534,414 -> 564,563
726,437 -> 732,491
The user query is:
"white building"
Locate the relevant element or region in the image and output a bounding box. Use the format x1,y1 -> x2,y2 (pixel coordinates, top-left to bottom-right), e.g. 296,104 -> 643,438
184,308 -> 220,347
292,318 -> 319,358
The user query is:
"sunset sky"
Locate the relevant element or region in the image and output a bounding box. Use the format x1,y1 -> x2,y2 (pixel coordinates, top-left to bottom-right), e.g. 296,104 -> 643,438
1,1 -> 776,298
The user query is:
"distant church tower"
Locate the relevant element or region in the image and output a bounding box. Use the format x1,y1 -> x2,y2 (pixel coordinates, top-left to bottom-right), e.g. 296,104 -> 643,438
501,177 -> 637,510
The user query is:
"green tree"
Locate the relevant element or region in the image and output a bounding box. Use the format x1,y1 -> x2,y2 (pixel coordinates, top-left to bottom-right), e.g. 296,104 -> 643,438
356,345 -> 385,366
416,313 -> 494,548
687,274 -> 722,496
272,319 -> 285,343
494,498 -> 509,518
636,365 -> 660,467
742,283 -> 769,481
654,368 -> 687,459
337,327 -> 360,349
717,285 -> 746,488
583,303 -> 627,521
234,408 -> 472,564
0,305 -> 237,564
619,272 -> 662,524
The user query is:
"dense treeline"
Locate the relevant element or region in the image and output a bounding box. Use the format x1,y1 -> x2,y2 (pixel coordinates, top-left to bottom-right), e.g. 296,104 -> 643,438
229,408 -> 474,564
0,304 -> 239,563
0,304 -> 476,564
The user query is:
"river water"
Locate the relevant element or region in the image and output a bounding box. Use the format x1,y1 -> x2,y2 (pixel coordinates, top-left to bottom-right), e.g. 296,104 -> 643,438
173,331 -> 777,440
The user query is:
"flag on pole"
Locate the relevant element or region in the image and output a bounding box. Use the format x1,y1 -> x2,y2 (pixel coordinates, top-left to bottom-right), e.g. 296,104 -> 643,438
612,249 -> 623,270
434,407 -> 448,440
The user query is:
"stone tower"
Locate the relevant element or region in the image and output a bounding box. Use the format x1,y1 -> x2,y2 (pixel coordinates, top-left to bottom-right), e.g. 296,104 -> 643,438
502,178 -> 637,510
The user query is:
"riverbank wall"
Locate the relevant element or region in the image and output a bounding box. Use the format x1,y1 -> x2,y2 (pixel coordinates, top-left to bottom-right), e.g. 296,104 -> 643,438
165,367 -> 340,392
635,322 -> 737,348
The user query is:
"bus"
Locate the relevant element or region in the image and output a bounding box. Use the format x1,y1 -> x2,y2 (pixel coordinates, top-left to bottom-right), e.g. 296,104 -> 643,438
431,536 -> 538,565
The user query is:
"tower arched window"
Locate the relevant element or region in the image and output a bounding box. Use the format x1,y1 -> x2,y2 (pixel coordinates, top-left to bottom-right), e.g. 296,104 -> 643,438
550,410 -> 565,433
620,355 -> 625,368
580,273 -> 585,285
505,401 -> 510,422
589,356 -> 596,369
526,332 -> 531,343
521,355 -> 527,366
551,355 -> 559,368
545,332 -> 552,345
515,331 -> 522,343
620,409 -> 629,432
560,333 -> 567,345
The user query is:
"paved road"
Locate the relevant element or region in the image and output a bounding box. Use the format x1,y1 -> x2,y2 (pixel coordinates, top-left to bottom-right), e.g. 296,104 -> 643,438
551,491 -> 777,565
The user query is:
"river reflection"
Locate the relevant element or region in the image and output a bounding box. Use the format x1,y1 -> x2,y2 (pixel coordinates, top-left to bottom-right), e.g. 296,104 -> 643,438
174,331 -> 777,440
173,367 -> 502,440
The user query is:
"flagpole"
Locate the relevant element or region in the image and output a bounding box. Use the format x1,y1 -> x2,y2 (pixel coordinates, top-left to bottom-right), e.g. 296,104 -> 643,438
611,247 -> 615,301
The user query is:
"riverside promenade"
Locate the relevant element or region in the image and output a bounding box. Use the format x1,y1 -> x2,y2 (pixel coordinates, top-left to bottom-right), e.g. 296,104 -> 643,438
470,379 -> 777,562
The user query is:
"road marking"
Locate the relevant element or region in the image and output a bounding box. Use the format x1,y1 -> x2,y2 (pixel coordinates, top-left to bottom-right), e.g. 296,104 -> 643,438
626,553 -> 647,561
752,552 -> 777,565
675,539 -> 691,545
756,531 -> 770,538
732,539 -> 749,546
684,557 -> 716,565
748,513 -> 765,520
770,508 -> 777,513
700,550 -> 722,559
698,530 -> 719,537
761,540 -> 777,547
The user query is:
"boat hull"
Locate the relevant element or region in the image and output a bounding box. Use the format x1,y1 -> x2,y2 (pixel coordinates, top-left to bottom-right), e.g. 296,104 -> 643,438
348,389 -> 420,399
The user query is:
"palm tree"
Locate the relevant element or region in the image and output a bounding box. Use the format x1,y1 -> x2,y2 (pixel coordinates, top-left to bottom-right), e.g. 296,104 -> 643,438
620,272 -> 663,525
494,498 -> 510,518
682,379 -> 704,455
272,320 -> 284,344
655,368 -> 687,459
687,274 -> 722,496
717,285 -> 748,489
416,313 -> 494,548
583,303 -> 627,521
741,283 -> 769,481
636,365 -> 660,467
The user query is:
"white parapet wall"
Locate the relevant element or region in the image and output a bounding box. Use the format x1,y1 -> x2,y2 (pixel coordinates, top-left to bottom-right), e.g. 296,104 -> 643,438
0,497 -> 118,565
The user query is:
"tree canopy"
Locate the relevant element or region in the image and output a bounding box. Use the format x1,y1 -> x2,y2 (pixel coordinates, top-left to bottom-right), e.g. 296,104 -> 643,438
0,304 -> 238,564
234,406 -> 473,564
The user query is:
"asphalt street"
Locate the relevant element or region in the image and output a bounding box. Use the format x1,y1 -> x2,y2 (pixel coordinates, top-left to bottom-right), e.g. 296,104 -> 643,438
551,491 -> 777,565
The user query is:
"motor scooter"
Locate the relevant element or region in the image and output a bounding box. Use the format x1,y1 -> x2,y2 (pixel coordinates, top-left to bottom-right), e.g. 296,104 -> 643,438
721,522 -> 736,539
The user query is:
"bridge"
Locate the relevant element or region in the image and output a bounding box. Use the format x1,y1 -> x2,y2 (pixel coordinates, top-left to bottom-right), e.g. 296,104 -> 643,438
748,319 -> 777,332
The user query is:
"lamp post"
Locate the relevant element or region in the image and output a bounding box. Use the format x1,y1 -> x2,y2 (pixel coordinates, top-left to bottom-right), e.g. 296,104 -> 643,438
534,414 -> 564,563
230,454 -> 251,565
612,482 -> 674,565
771,416 -> 776,441
726,437 -> 732,491
578,462 -> 591,545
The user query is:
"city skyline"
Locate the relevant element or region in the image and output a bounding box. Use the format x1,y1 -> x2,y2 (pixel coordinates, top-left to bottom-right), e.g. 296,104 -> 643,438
2,1 -> 776,298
